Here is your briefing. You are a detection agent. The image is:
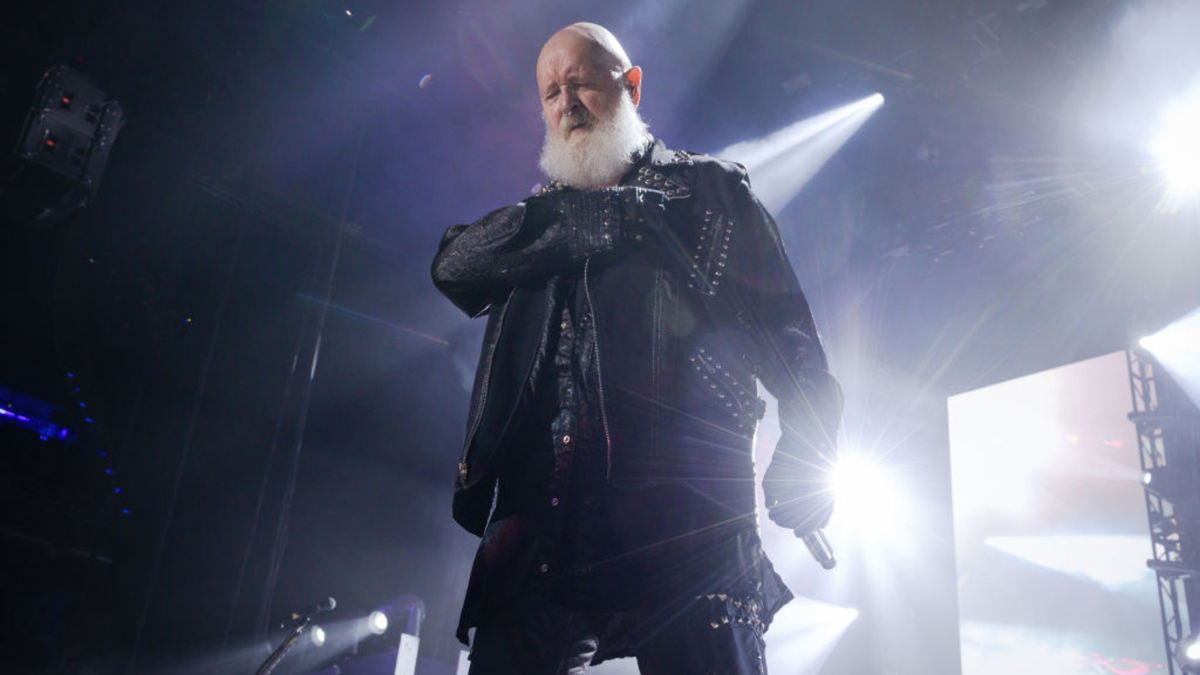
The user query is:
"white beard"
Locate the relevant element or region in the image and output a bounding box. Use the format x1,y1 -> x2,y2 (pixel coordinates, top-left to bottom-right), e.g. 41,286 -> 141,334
538,92 -> 650,191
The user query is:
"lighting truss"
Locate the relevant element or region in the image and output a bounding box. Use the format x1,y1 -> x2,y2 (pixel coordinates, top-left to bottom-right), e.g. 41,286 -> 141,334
1128,348 -> 1200,675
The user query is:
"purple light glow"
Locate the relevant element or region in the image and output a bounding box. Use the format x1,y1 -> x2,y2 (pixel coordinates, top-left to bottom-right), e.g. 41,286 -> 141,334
0,408 -> 13,417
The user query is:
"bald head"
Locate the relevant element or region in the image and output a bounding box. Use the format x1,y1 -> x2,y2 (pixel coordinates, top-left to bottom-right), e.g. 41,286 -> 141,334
538,23 -> 632,75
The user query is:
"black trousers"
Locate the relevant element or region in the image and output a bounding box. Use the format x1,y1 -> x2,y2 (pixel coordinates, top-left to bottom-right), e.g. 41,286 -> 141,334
467,594 -> 768,675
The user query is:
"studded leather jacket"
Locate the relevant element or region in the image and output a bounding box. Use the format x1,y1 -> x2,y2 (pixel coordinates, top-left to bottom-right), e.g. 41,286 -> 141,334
432,139 -> 842,539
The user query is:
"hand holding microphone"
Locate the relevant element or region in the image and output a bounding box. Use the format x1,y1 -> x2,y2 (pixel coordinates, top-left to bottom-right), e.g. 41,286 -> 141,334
763,443 -> 837,570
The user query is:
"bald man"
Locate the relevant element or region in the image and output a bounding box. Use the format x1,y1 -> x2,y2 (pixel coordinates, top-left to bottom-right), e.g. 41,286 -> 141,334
433,23 -> 842,675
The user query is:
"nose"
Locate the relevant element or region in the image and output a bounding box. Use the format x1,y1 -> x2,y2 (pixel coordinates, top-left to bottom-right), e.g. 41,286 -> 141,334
558,88 -> 581,118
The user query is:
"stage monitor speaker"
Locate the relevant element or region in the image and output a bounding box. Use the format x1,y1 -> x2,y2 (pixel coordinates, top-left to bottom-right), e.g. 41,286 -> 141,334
2,64 -> 123,227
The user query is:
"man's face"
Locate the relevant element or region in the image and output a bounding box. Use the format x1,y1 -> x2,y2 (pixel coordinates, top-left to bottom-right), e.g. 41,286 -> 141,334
536,36 -> 627,141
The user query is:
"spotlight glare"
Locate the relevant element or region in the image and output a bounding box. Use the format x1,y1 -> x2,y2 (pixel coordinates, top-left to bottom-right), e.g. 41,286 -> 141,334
1150,89 -> 1200,203
1186,638 -> 1200,662
830,453 -> 906,534
1143,471 -> 1152,486
310,625 -> 326,647
368,610 -> 388,635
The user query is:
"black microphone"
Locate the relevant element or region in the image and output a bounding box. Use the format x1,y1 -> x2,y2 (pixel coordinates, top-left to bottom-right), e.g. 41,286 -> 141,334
287,597 -> 336,623
798,529 -> 836,570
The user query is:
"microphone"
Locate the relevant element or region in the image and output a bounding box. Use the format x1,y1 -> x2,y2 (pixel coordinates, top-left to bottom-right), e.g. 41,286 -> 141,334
798,529 -> 836,570
287,597 -> 336,623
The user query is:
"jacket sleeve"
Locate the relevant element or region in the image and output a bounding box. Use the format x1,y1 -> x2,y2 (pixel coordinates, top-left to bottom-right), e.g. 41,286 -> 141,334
431,189 -> 647,317
725,169 -> 843,466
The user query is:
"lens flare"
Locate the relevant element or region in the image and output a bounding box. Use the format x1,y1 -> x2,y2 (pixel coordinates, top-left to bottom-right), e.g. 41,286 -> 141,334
830,453 -> 906,534
1150,88 -> 1200,207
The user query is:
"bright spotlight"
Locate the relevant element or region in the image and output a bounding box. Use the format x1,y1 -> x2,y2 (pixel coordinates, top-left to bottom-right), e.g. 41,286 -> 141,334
368,610 -> 388,635
1151,89 -> 1200,204
830,454 -> 906,534
309,625 -> 326,647
1177,632 -> 1200,673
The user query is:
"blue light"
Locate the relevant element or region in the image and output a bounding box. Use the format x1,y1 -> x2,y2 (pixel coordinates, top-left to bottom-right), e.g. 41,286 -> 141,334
98,451 -> 107,457
121,509 -> 130,515
104,468 -> 114,475
85,418 -> 93,423
114,487 -> 121,493
78,402 -> 86,408
74,387 -> 80,393
67,372 -> 75,378
58,428 -> 69,439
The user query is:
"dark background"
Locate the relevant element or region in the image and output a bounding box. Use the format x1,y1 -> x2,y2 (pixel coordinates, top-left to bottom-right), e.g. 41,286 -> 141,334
2,0 -> 1197,673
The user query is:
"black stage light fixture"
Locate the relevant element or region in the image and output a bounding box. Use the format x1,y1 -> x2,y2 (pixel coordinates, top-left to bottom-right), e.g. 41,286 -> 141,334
368,594 -> 425,638
1,64 -> 123,226
1144,465 -> 1195,505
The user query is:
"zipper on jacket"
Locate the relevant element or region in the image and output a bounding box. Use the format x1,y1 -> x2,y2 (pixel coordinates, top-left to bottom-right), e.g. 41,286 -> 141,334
583,256 -> 615,481
460,287 -> 517,483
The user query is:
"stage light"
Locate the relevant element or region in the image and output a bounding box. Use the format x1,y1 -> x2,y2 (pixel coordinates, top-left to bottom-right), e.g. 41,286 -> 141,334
310,625 -> 326,647
1142,465 -> 1192,504
367,610 -> 388,635
369,595 -> 426,638
1176,632 -> 1200,673
830,453 -> 906,535
1185,637 -> 1200,661
1150,88 -> 1200,204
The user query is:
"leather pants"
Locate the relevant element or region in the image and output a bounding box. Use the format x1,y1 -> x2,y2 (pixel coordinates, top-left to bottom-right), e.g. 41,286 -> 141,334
467,593 -> 768,675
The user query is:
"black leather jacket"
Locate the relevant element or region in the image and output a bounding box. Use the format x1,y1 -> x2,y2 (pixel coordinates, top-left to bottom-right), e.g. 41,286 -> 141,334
432,140 -> 841,537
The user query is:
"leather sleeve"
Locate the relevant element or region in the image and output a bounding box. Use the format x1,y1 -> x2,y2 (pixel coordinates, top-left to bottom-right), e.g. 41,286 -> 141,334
431,188 -> 653,317
726,170 -> 843,466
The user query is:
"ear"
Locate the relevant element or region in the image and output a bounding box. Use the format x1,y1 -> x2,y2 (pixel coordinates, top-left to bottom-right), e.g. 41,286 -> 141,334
624,66 -> 642,106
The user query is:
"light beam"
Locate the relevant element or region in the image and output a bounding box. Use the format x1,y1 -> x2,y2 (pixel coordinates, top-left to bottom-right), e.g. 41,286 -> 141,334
715,93 -> 884,214
1139,306 -> 1200,408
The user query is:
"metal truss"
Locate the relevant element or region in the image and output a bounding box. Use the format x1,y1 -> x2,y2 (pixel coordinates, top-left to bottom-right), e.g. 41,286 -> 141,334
1129,348 -> 1200,675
